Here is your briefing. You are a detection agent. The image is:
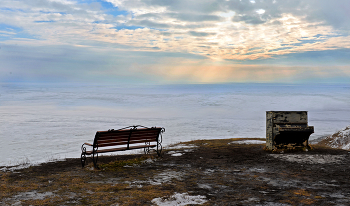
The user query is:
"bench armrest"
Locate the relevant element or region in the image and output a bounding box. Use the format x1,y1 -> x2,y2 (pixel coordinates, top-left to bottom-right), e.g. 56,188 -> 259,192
83,142 -> 93,146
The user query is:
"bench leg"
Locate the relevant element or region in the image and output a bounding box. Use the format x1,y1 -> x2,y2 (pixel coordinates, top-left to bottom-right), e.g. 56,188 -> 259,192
157,129 -> 164,157
156,142 -> 162,157
81,145 -> 87,168
144,141 -> 151,154
144,147 -> 150,154
81,152 -> 86,168
92,152 -> 99,169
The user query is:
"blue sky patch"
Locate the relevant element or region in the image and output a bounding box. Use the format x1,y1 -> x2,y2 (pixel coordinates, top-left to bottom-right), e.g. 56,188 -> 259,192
105,7 -> 129,17
291,39 -> 320,46
268,47 -> 293,53
150,28 -> 168,32
0,7 -> 24,12
114,25 -> 144,30
39,11 -> 66,15
80,0 -> 129,16
0,24 -> 38,41
34,20 -> 56,23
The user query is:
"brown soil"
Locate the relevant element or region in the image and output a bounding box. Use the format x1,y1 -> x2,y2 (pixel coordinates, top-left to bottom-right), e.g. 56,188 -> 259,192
1,138 -> 350,205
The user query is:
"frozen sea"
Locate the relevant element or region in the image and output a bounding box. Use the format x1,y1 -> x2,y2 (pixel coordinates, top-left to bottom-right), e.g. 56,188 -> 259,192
1,83 -> 350,167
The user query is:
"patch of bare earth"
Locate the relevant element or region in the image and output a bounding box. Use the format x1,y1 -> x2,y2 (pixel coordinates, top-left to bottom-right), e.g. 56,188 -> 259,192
1,138 -> 350,205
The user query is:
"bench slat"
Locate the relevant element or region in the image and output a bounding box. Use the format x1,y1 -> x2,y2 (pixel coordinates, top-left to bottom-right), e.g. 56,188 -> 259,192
97,132 -> 160,140
81,126 -> 164,168
97,133 -> 134,138
97,137 -> 158,144
97,128 -> 161,135
85,144 -> 157,155
96,139 -> 158,147
97,134 -> 159,142
97,128 -> 162,134
96,127 -> 161,133
96,135 -> 159,142
97,133 -> 130,139
131,133 -> 160,137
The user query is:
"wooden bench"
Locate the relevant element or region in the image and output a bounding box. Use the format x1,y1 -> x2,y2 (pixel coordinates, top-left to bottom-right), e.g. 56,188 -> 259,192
81,125 -> 165,168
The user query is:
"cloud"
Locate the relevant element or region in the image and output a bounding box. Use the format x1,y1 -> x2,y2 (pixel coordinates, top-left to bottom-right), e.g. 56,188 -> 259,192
127,19 -> 171,29
188,31 -> 216,37
302,0 -> 350,30
0,43 -> 206,82
1,0 -> 349,60
0,0 -> 349,83
170,13 -> 224,22
232,14 -> 266,25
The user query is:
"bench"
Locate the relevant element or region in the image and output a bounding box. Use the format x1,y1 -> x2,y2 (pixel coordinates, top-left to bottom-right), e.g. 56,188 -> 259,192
81,125 -> 165,168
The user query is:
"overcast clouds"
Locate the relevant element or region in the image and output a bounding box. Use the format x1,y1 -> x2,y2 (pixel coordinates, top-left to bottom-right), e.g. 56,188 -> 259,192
0,0 -> 349,83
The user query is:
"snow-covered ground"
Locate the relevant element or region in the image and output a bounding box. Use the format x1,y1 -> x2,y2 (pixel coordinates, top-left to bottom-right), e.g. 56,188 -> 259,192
152,192 -> 207,206
229,140 -> 266,144
1,83 -> 350,166
320,126 -> 350,150
270,154 -> 347,164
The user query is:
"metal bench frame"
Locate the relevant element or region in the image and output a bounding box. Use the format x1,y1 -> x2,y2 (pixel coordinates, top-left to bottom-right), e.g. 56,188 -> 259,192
81,125 -> 165,168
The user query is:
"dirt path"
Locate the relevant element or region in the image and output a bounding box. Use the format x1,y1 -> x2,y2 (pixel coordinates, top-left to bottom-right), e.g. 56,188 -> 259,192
1,138 -> 350,205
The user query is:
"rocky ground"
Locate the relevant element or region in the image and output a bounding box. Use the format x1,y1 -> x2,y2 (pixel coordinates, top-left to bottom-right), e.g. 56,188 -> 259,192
1,138 -> 350,205
317,126 -> 350,150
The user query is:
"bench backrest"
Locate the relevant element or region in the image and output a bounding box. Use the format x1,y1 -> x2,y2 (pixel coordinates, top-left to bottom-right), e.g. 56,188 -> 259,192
93,127 -> 163,149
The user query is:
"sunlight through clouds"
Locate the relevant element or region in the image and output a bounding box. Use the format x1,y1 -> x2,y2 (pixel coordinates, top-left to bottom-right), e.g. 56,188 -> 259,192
0,0 -> 349,83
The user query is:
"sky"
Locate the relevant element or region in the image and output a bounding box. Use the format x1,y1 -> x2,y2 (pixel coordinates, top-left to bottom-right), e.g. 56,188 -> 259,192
0,0 -> 350,84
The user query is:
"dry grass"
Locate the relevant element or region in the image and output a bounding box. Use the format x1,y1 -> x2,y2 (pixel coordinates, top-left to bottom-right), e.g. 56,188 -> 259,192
0,153 -> 190,205
1,138 -> 349,205
280,189 -> 319,205
99,155 -> 153,171
292,189 -> 311,197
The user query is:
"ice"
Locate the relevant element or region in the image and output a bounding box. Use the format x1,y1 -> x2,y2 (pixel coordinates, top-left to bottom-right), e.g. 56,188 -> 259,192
1,83 -> 350,166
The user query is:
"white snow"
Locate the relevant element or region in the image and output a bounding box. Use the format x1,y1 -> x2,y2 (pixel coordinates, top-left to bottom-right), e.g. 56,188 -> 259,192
7,191 -> 54,202
167,151 -> 183,156
229,140 -> 266,144
151,192 -> 207,206
1,83 -> 350,166
121,169 -> 184,188
171,153 -> 183,156
150,170 -> 183,185
324,126 -> 350,150
166,144 -> 198,150
270,154 -> 346,164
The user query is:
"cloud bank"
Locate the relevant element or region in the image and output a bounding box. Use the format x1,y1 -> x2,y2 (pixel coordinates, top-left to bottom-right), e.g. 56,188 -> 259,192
0,0 -> 349,83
